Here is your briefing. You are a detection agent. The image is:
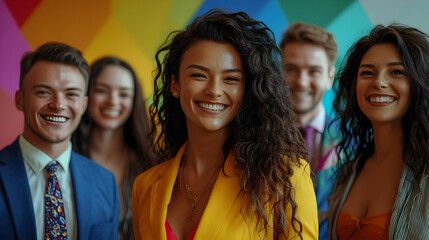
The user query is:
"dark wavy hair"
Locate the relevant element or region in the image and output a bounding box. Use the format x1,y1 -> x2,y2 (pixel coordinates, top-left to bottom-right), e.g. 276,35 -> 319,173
73,56 -> 154,172
333,24 -> 429,182
150,10 -> 309,239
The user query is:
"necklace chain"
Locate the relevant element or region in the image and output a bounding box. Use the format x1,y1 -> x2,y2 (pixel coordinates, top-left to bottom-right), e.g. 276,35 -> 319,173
179,156 -> 220,223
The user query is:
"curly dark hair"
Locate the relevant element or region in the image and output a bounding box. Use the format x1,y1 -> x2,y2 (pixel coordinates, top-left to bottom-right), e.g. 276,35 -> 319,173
73,56 -> 155,172
149,9 -> 309,239
333,24 -> 429,182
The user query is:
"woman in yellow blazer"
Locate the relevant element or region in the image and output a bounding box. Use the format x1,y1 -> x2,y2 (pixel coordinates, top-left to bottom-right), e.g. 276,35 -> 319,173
133,10 -> 318,240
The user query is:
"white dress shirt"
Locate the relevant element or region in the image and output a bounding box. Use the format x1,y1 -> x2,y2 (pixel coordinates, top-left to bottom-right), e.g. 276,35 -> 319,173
19,135 -> 77,240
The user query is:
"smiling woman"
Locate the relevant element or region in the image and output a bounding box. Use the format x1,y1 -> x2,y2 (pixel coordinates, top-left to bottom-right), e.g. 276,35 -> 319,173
72,57 -> 155,240
132,9 -> 318,240
328,25 -> 429,240
170,40 -> 245,134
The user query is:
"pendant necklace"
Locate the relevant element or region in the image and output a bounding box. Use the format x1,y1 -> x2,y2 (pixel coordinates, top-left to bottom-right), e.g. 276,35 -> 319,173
179,156 -> 221,223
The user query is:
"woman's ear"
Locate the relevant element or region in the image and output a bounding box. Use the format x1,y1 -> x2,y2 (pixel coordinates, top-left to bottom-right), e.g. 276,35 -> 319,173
171,74 -> 180,98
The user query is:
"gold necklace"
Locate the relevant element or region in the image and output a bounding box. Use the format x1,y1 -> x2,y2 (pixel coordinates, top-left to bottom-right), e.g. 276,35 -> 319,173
179,159 -> 220,223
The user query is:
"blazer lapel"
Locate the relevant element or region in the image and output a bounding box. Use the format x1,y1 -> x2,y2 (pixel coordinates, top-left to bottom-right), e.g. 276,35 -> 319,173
0,139 -> 37,239
149,144 -> 186,240
69,152 -> 91,239
195,152 -> 243,239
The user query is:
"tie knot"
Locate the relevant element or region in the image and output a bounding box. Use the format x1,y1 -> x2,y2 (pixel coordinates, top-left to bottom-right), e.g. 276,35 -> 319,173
45,161 -> 59,175
299,126 -> 314,138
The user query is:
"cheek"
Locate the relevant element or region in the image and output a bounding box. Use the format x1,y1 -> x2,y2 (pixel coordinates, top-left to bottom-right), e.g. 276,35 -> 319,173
355,82 -> 366,108
124,99 -> 134,115
88,94 -> 104,111
69,101 -> 86,119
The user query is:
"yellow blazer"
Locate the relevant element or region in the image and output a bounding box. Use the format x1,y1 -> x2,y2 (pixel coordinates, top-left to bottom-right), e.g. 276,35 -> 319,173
132,143 -> 318,239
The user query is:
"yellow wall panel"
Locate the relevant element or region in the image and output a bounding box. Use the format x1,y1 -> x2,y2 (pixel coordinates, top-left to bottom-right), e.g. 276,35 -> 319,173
21,0 -> 110,51
83,16 -> 154,102
112,0 -> 200,59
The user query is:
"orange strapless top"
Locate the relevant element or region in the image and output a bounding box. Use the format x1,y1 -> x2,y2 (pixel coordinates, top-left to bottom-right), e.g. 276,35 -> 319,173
337,212 -> 391,240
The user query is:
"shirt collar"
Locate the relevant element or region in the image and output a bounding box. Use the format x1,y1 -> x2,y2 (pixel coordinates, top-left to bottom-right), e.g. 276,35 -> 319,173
19,135 -> 72,174
300,106 -> 326,133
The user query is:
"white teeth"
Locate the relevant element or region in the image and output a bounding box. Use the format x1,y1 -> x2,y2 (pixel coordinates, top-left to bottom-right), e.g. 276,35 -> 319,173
199,102 -> 226,111
370,96 -> 395,103
102,110 -> 120,117
43,116 -> 66,122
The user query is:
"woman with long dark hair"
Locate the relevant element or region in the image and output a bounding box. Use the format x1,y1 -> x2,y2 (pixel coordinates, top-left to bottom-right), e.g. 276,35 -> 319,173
132,10 -> 318,239
73,57 -> 154,240
328,25 -> 429,239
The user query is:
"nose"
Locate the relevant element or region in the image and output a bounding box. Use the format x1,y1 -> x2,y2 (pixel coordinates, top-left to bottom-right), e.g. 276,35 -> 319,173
373,75 -> 389,89
204,78 -> 222,97
107,91 -> 119,105
294,70 -> 310,87
49,93 -> 66,111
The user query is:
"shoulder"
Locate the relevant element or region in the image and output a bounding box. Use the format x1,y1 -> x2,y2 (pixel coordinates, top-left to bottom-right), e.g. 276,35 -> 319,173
287,158 -> 319,239
0,139 -> 20,158
288,159 -> 315,199
134,159 -> 174,188
71,151 -> 116,182
290,159 -> 312,181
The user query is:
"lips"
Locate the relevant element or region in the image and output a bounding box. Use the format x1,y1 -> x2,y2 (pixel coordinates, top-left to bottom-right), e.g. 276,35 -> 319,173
42,115 -> 67,122
198,102 -> 227,111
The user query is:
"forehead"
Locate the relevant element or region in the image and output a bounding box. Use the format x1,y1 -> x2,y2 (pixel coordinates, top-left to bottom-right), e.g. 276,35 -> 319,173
95,65 -> 134,89
180,40 -> 243,70
24,60 -> 86,91
283,42 -> 329,67
361,43 -> 402,63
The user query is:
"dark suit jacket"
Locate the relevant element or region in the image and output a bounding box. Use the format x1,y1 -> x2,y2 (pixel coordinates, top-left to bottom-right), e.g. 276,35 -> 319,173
0,138 -> 119,240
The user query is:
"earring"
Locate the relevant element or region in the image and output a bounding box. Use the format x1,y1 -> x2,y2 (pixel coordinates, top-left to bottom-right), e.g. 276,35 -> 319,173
173,92 -> 179,98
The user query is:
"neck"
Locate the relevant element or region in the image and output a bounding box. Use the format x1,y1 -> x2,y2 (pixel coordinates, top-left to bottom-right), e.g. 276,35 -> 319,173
296,104 -> 322,126
185,127 -> 227,177
21,133 -> 69,159
89,126 -> 126,157
371,121 -> 404,165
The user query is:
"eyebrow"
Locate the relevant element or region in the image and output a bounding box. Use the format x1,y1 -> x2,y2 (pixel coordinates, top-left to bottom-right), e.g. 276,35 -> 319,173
32,84 -> 83,92
284,63 -> 323,69
94,82 -> 133,91
359,62 -> 404,68
186,64 -> 243,73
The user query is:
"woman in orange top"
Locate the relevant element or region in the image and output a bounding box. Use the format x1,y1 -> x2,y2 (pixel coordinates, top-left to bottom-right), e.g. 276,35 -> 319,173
328,25 -> 429,239
132,10 -> 318,240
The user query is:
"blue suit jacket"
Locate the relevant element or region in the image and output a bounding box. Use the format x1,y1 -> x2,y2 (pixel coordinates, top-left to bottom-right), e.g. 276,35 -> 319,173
0,139 -> 119,240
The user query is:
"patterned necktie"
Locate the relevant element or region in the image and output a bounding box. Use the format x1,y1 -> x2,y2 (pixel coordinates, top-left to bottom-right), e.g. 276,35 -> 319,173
45,161 -> 67,240
299,126 -> 319,174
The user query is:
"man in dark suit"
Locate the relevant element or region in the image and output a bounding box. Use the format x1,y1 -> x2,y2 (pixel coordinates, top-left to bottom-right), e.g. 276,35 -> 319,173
0,42 -> 119,240
280,22 -> 341,240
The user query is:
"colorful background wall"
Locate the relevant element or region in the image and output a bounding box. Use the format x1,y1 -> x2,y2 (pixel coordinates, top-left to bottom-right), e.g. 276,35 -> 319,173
1,0 -> 428,149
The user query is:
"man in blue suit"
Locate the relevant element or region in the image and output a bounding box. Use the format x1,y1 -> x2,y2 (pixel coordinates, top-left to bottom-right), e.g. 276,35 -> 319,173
0,42 -> 119,240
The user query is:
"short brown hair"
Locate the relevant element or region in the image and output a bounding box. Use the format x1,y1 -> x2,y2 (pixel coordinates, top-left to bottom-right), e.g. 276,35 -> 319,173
19,42 -> 89,90
280,22 -> 338,67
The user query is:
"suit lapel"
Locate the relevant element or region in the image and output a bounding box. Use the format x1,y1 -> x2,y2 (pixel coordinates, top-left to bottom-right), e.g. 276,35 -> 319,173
69,152 -> 90,239
195,152 -> 243,239
149,144 -> 186,240
0,139 -> 37,239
